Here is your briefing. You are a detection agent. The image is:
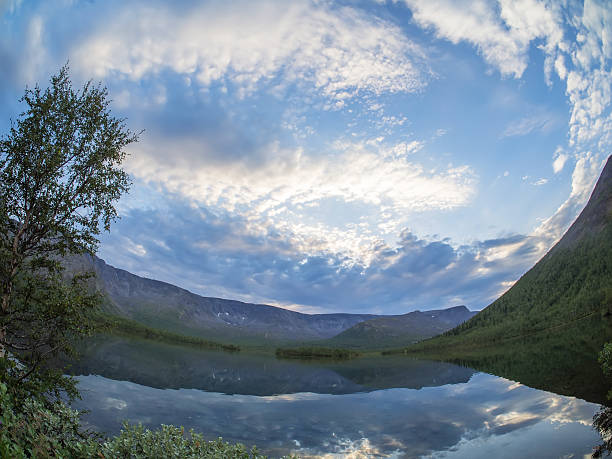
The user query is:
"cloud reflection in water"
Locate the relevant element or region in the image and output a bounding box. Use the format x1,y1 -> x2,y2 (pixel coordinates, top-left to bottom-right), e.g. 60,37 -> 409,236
73,372 -> 599,458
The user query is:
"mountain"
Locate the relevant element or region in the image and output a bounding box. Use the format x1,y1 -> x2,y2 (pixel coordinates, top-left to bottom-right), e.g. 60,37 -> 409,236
404,155 -> 612,353
65,253 -> 476,347
66,255 -> 381,344
325,306 -> 476,349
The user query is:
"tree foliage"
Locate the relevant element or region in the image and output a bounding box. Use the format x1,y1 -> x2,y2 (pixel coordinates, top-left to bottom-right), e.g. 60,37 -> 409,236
0,65 -> 137,398
0,382 -> 291,458
593,342 -> 612,458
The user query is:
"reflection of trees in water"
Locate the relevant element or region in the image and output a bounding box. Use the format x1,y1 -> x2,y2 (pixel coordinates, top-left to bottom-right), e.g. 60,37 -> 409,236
592,342 -> 612,458
68,335 -> 475,396
423,314 -> 612,405
593,407 -> 612,457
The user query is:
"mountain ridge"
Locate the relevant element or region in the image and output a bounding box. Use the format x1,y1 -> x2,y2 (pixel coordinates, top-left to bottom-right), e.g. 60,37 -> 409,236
325,305 -> 476,349
67,254 -> 475,346
401,154 -> 612,352
66,254 -> 379,343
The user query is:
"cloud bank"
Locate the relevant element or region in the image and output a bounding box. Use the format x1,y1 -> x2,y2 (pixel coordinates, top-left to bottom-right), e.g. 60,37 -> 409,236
1,0 -> 610,313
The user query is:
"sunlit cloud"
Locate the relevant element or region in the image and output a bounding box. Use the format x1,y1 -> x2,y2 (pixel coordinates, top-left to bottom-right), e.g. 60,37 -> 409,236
71,0 -> 429,104
552,148 -> 569,174
397,0 -> 611,263
126,137 -> 476,265
401,0 -> 564,79
0,0 -> 610,314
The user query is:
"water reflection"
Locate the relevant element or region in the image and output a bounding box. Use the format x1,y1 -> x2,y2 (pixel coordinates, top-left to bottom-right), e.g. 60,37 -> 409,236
73,372 -> 599,458
68,335 -> 475,395
420,314 -> 612,405
67,336 -> 603,457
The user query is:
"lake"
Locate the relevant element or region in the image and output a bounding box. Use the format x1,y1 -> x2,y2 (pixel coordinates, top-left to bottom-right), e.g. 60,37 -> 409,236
68,336 -> 603,458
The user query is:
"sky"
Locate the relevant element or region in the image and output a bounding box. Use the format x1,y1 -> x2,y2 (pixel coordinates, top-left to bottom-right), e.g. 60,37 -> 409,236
0,0 -> 610,315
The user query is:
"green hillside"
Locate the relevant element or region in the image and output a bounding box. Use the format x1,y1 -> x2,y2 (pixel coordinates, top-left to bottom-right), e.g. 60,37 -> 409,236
397,155 -> 612,353
323,306 -> 475,350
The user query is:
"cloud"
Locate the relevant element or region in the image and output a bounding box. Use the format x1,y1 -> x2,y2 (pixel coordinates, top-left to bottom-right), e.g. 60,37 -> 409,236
401,0 -> 564,78
125,136 -> 476,264
3,0 -> 608,317
531,152 -> 604,251
565,0 -> 612,147
399,0 -> 610,257
99,195 -> 545,313
66,0 -> 429,105
399,0 -> 611,148
500,113 -> 558,138
552,148 -> 569,174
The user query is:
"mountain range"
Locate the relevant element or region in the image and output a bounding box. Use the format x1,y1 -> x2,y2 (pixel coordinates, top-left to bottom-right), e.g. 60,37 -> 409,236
323,306 -> 476,349
65,254 -> 474,346
69,155 -> 611,352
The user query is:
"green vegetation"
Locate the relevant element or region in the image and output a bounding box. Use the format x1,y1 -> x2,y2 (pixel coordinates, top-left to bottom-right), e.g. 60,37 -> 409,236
0,68 -> 276,458
97,424 -> 280,459
275,346 -> 361,360
381,157 -> 612,405
324,307 -> 475,350
0,382 -> 94,458
385,313 -> 612,404
0,382 -> 287,458
0,64 -> 137,399
390,207 -> 612,355
94,312 -> 240,351
593,342 -> 612,457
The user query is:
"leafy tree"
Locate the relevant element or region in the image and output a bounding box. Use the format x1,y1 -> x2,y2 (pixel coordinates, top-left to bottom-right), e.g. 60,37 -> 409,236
0,65 -> 138,399
593,342 -> 612,458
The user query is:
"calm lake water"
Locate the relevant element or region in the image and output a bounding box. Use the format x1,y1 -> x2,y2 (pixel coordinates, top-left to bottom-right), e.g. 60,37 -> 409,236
69,336 -> 603,458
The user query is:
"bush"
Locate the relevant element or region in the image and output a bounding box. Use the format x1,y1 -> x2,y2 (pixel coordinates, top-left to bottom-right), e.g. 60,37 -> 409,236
0,382 -> 297,458
98,424 -> 269,459
0,382 -> 96,458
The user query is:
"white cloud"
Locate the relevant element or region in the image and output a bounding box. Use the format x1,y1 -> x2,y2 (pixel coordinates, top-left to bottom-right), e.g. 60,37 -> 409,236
126,137 -> 476,264
500,112 -> 557,138
552,148 -> 569,174
401,0 -> 564,78
401,0 -> 611,264
532,178 -> 548,186
72,0 -> 429,104
401,0 -> 610,150
532,152 -> 604,251
565,0 -> 612,147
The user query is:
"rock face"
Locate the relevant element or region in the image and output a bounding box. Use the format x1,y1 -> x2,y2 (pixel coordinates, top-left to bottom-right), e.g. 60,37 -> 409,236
326,306 -> 477,349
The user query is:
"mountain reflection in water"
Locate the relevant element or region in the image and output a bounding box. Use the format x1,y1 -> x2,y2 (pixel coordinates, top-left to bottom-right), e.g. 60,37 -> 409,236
68,335 -> 475,395
69,336 -> 601,458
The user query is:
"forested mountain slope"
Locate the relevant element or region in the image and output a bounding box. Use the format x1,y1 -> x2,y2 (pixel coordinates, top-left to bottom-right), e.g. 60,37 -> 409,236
325,306 -> 476,349
404,155 -> 612,352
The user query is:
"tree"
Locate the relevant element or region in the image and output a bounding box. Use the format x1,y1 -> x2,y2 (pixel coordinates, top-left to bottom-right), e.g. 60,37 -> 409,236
0,65 -> 138,398
593,342 -> 612,458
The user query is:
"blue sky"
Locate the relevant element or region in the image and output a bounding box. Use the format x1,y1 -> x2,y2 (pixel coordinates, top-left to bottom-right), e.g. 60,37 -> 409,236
1,0 -> 610,314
